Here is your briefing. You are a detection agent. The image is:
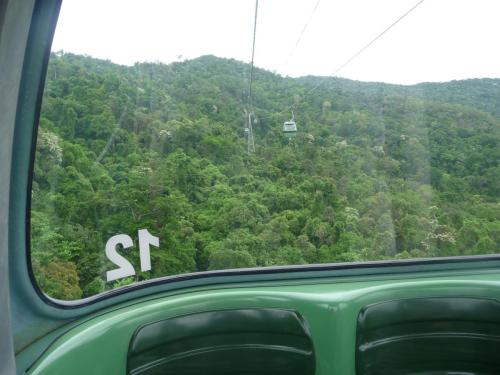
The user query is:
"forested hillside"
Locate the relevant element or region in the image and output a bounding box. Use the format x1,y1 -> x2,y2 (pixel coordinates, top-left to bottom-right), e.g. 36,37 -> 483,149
32,52 -> 500,299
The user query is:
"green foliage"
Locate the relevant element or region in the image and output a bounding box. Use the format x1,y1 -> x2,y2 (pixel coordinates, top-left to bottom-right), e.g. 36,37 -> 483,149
32,52 -> 500,299
208,249 -> 257,270
34,260 -> 82,300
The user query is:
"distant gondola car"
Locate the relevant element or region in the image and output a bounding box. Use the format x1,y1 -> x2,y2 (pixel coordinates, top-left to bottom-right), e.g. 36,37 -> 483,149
283,112 -> 297,137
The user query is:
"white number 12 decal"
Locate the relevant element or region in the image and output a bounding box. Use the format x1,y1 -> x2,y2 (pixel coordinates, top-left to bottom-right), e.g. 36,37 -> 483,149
105,234 -> 134,282
105,229 -> 159,282
138,229 -> 159,272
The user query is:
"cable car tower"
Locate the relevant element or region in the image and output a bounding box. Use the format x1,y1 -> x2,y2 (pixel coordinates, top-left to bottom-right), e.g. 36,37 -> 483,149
243,0 -> 259,154
244,109 -> 256,153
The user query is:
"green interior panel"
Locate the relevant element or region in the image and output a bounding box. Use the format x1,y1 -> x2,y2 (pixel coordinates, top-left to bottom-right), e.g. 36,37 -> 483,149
128,308 -> 315,375
25,269 -> 500,375
356,297 -> 500,375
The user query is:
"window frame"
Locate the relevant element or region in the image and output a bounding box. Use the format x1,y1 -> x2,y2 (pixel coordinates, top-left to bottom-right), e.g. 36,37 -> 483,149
13,0 -> 500,314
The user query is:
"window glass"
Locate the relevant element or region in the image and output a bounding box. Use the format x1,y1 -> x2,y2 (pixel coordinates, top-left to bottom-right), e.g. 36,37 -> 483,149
32,0 -> 500,300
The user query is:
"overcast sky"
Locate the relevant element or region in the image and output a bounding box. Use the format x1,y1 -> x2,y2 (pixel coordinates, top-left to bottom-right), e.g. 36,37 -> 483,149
52,0 -> 500,85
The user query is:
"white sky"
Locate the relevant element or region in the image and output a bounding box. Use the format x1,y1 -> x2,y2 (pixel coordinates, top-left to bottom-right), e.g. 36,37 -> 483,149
52,0 -> 500,84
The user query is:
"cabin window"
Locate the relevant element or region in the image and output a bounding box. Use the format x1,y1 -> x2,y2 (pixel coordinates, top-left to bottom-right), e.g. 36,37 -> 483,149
31,0 -> 500,300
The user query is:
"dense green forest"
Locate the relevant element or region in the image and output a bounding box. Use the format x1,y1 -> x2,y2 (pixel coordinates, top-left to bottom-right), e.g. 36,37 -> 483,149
32,52 -> 500,300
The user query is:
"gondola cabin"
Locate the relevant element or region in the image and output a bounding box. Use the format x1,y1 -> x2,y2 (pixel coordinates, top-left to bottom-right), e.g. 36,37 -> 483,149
3,2 -> 500,375
283,120 -> 297,137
